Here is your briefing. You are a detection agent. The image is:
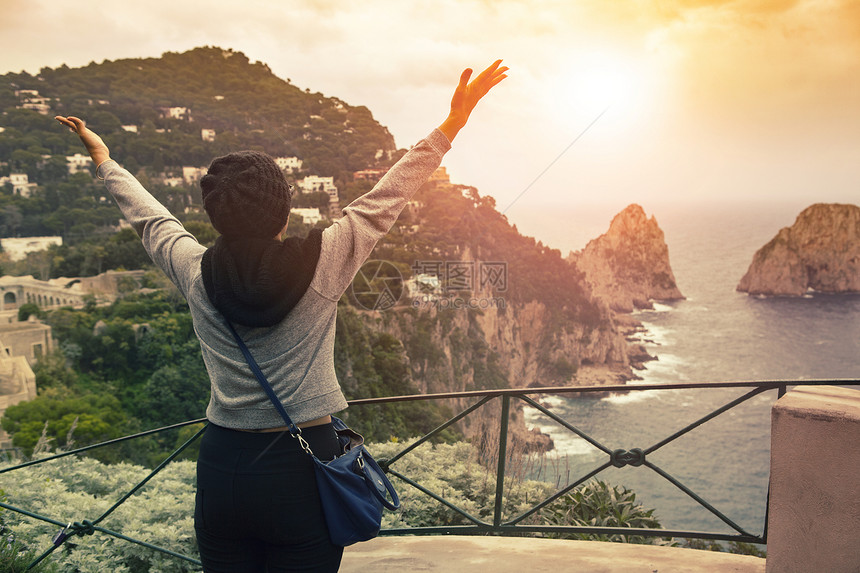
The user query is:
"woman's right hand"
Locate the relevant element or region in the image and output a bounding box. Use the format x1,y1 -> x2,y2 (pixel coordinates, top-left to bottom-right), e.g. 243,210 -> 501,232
55,116 -> 112,167
438,60 -> 508,142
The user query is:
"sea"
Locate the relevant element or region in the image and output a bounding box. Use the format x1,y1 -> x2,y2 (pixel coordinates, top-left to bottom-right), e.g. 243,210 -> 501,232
508,200 -> 860,538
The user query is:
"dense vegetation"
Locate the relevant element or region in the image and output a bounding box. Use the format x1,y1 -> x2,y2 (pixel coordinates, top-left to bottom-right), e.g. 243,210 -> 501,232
0,441 -> 674,572
1,289 -> 456,463
1,47 -> 395,181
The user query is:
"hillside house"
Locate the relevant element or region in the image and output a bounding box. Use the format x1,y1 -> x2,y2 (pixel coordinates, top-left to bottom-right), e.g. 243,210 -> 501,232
160,106 -> 191,121
201,128 -> 216,142
66,153 -> 93,175
297,175 -> 337,196
275,156 -> 302,173
0,335 -> 38,449
183,166 -> 208,184
353,168 -> 387,183
0,173 -> 37,197
291,208 -> 322,225
0,237 -> 62,262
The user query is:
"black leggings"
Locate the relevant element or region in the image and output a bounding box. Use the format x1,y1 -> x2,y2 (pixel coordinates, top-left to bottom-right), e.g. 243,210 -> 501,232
195,422 -> 344,572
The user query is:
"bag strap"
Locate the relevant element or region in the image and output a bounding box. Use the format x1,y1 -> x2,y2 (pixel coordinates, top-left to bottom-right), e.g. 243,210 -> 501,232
224,321 -> 303,438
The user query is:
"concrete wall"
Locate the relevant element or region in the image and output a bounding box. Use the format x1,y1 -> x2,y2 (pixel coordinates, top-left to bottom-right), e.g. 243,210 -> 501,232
767,385 -> 860,573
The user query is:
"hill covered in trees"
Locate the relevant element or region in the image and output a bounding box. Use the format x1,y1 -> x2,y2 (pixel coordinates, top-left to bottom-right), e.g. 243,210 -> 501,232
1,46 -> 396,178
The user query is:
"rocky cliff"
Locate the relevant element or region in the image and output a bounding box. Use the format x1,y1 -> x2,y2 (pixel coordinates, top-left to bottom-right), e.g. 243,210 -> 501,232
568,204 -> 685,312
737,203 -> 860,296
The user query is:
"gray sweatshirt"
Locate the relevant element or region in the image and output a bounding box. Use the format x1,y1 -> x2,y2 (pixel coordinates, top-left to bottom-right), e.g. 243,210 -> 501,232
99,129 -> 450,429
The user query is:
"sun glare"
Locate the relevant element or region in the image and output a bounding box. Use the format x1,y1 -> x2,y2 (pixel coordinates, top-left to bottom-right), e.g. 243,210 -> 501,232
552,52 -> 654,122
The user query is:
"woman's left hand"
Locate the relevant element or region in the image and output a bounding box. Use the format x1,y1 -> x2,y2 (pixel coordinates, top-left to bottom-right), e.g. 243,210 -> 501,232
55,116 -> 112,167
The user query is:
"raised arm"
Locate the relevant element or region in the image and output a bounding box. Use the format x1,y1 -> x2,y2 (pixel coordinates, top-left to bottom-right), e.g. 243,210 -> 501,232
54,116 -> 112,167
312,60 -> 508,299
54,115 -> 202,295
437,59 -> 508,142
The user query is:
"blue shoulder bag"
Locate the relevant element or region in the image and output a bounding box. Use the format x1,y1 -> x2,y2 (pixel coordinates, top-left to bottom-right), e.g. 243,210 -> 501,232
226,321 -> 400,546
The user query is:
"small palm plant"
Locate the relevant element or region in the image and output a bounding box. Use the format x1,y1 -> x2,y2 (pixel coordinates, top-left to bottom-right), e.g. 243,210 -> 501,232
541,480 -> 671,545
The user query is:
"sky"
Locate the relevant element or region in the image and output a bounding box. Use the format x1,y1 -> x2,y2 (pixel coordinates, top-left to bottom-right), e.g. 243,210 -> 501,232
1,0 -> 858,246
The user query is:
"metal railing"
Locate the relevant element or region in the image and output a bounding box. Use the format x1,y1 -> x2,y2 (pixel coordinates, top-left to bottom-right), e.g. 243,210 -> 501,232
355,379 -> 856,543
1,379 -> 856,569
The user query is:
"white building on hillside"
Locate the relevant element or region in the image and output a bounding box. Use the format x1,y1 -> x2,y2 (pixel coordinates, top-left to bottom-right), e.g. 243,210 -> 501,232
297,175 -> 337,195
183,166 -> 208,184
0,174 -> 37,197
66,153 -> 93,174
0,237 -> 63,262
291,208 -> 322,225
275,156 -> 302,173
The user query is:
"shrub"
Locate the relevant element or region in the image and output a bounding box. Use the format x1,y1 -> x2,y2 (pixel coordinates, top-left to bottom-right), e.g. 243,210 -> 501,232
540,480 -> 670,545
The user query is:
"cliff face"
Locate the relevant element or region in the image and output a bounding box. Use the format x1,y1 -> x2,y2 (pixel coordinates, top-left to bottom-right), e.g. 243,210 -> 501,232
568,204 -> 685,312
737,203 -> 860,296
372,297 -> 630,394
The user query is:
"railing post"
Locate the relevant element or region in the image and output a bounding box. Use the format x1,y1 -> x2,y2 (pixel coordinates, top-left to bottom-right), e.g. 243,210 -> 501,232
492,394 -> 510,529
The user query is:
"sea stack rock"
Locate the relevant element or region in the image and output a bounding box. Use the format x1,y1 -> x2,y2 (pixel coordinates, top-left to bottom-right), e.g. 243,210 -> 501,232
569,204 -> 684,312
737,203 -> 860,296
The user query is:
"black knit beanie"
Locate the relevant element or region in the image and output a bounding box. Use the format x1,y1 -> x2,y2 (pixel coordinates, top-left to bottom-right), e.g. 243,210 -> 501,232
201,150 -> 291,238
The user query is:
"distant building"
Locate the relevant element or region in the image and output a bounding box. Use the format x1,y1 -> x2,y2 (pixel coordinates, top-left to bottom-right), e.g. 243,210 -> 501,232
121,125 -> 138,133
0,275 -> 87,311
0,334 -> 38,449
291,208 -> 322,225
201,128 -> 216,142
16,90 -> 51,115
0,173 -> 37,197
405,273 -> 442,300
0,270 -> 146,312
297,175 -> 336,194
429,166 -> 450,184
0,237 -> 62,262
163,176 -> 184,187
159,106 -> 191,121
353,168 -> 387,183
0,318 -> 53,366
275,156 -> 302,173
66,153 -> 93,175
183,166 -> 208,184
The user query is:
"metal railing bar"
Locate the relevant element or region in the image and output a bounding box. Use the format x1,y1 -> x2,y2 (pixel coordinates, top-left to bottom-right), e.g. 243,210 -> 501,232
644,460 -> 754,537
382,395 -> 495,466
84,526 -> 202,566
21,424 -> 207,570
385,467 -> 488,526
643,386 -> 769,456
345,379 -> 855,405
492,395 -> 510,527
0,500 -> 67,528
517,394 -> 613,454
89,424 -> 208,528
505,461 -> 613,525
0,417 -> 207,475
0,501 -> 202,568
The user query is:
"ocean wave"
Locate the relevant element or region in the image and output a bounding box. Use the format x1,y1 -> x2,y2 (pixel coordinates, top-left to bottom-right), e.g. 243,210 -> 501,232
601,388 -> 662,405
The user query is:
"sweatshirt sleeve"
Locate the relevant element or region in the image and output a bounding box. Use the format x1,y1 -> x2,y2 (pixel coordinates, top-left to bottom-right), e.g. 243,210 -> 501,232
310,129 -> 451,300
98,160 -> 205,297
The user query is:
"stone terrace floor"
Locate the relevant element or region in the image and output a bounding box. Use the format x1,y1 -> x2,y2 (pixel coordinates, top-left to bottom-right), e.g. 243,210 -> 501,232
340,536 -> 767,572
